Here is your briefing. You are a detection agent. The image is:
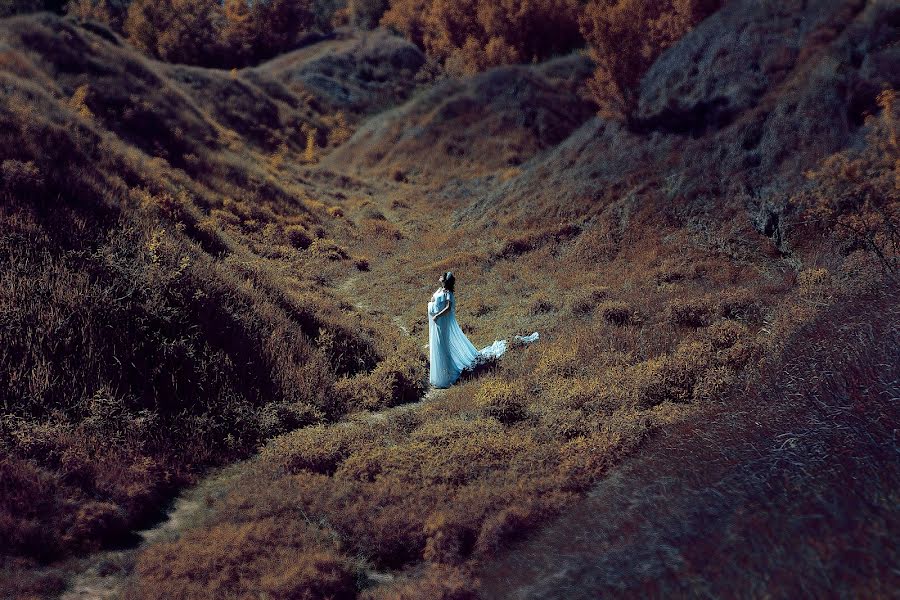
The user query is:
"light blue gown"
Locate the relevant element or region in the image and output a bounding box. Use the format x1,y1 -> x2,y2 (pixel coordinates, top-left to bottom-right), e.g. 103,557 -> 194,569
428,288 -> 537,388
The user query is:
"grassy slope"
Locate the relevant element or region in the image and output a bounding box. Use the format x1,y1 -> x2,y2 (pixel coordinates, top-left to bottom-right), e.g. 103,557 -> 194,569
0,14 -> 424,595
128,1 -> 897,598
0,1 -> 898,598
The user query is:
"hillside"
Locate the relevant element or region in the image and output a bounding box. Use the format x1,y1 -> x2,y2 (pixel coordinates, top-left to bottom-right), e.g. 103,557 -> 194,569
1,1 -> 898,598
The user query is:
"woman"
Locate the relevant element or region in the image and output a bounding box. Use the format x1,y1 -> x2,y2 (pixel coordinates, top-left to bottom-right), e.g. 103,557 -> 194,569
428,272 -> 510,388
428,272 -> 478,388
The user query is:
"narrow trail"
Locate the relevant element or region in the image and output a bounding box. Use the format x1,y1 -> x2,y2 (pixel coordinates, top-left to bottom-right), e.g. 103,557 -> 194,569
61,273 -> 433,599
61,461 -> 246,599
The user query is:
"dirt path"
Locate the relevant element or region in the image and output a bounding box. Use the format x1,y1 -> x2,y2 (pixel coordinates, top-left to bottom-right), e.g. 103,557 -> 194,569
61,273 -> 429,599
61,461 -> 248,599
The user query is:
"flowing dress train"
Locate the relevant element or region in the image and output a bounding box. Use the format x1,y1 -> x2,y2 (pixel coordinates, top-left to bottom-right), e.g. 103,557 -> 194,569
428,288 -> 538,388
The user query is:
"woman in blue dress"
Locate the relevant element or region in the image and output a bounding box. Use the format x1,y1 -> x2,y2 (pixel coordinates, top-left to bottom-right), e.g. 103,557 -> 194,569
428,272 -> 516,388
428,272 -> 477,388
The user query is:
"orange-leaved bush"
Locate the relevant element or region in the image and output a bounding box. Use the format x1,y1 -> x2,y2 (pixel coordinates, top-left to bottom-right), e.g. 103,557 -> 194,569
579,0 -> 722,120
794,89 -> 900,274
382,0 -> 583,75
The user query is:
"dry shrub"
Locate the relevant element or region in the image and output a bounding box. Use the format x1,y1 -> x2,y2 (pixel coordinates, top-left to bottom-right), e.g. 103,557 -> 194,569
258,402 -> 324,437
667,297 -> 714,327
363,218 -> 403,241
337,355 -> 426,411
632,341 -> 712,407
473,502 -> 544,557
262,424 -> 379,475
569,286 -> 611,315
355,256 -> 371,271
718,288 -> 763,324
0,159 -> 44,195
131,519 -> 356,600
556,423 -> 649,491
496,224 -> 582,260
0,456 -> 67,559
473,378 -> 527,425
309,238 -> 350,260
284,224 -> 313,249
580,0 -> 723,120
793,89 -> 899,273
598,299 -> 637,326
382,0 -> 583,75
423,511 -> 475,564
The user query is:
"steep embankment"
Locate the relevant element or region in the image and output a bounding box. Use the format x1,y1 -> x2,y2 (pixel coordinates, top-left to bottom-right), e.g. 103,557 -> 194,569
0,14 -> 425,597
455,0 -> 898,229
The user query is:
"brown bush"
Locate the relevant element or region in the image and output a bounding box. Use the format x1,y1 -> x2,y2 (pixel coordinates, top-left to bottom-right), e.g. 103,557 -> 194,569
423,511 -> 475,564
793,89 -> 899,273
338,354 -> 426,411
580,0 -> 722,120
131,520 -> 356,600
667,297 -> 714,327
285,224 -> 314,249
473,378 -> 528,425
598,299 -> 637,326
718,288 -> 763,324
632,341 -> 712,406
382,0 -> 583,75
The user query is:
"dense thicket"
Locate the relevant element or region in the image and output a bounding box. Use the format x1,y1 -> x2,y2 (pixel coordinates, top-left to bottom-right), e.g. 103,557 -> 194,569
6,0 -> 723,114
381,0 -> 583,75
579,0 -> 723,120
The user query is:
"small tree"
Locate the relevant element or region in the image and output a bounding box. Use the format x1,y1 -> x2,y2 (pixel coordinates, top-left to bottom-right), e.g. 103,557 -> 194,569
381,0 -> 582,75
300,123 -> 318,163
124,0 -> 223,66
579,0 -> 722,121
68,84 -> 94,120
795,89 -> 900,274
221,0 -> 255,64
325,112 -> 352,147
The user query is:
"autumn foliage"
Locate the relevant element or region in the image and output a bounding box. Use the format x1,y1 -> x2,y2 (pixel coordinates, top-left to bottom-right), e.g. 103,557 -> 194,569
381,0 -> 583,74
795,89 -> 900,273
124,0 -> 319,67
579,0 -> 723,119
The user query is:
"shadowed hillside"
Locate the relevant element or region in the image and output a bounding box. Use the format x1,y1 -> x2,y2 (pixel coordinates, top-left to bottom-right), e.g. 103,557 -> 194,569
324,53 -> 595,181
0,0 -> 898,598
0,12 -> 422,583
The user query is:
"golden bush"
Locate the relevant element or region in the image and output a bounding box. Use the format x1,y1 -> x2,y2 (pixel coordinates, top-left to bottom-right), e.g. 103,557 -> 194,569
580,0 -> 722,119
473,378 -> 528,425
667,297 -> 714,327
382,0 -> 583,75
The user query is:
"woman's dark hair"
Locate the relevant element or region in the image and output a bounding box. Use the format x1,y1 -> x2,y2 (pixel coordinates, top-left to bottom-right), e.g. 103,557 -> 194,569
442,271 -> 456,292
